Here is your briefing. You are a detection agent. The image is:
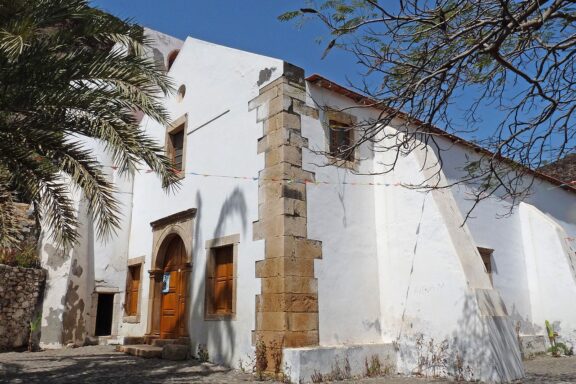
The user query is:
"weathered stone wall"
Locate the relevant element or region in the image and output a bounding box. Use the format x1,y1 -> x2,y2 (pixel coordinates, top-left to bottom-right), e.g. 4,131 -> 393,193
0,264 -> 46,350
250,63 -> 323,371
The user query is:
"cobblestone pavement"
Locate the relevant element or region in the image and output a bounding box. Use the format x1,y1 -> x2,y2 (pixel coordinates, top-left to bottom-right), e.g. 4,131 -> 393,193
0,346 -> 575,383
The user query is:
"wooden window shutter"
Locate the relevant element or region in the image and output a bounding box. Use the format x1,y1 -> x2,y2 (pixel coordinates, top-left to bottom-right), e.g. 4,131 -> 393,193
329,120 -> 353,161
125,264 -> 141,316
169,128 -> 185,171
213,246 -> 233,315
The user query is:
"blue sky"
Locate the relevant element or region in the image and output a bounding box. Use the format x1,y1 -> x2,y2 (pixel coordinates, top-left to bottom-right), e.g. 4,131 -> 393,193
90,1 -> 562,156
90,1 -> 357,84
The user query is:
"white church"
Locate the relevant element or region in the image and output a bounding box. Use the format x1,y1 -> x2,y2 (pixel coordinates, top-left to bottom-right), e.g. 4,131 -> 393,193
38,29 -> 576,383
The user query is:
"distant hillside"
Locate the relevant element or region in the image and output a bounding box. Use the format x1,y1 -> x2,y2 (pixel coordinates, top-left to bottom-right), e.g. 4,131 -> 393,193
539,154 -> 576,184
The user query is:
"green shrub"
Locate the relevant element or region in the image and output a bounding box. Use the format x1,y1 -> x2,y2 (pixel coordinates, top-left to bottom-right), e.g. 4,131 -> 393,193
0,242 -> 40,268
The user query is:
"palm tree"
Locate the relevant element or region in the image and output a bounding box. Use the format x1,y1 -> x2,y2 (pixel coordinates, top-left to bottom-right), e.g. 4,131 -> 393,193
0,0 -> 179,248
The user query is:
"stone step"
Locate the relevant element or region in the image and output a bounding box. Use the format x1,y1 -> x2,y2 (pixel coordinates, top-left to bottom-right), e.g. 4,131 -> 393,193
151,338 -> 190,347
105,337 -> 122,346
162,344 -> 190,361
144,335 -> 159,345
176,337 -> 190,345
123,336 -> 145,345
118,344 -> 163,359
151,338 -> 178,347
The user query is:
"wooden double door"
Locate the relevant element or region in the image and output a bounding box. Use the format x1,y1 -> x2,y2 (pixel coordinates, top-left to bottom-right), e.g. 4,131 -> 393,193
160,236 -> 190,339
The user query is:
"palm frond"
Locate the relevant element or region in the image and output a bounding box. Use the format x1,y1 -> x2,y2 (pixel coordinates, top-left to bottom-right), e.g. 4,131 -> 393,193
0,0 -> 177,247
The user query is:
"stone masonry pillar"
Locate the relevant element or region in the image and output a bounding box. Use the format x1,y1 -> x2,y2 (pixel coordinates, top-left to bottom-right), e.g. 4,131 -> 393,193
249,63 -> 323,370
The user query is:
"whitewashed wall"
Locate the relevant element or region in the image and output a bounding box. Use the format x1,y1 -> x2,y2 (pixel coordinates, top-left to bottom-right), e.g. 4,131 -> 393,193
303,83 -> 523,382
439,142 -> 576,346
302,89 -> 383,346
39,143 -> 134,347
119,36 -> 284,366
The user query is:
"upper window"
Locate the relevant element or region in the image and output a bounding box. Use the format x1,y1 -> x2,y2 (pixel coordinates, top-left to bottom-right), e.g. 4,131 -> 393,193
478,247 -> 494,284
166,115 -> 187,176
204,234 -> 239,320
125,263 -> 141,316
167,49 -> 180,71
177,84 -> 186,102
329,120 -> 354,161
324,109 -> 357,167
168,128 -> 184,171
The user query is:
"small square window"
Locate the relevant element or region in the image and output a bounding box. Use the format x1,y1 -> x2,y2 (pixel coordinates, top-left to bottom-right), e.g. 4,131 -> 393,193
478,247 -> 494,284
125,264 -> 141,316
205,244 -> 236,319
329,120 -> 354,162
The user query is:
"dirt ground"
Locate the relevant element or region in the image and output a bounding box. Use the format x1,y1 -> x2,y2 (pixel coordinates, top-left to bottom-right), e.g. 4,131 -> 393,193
0,345 -> 575,383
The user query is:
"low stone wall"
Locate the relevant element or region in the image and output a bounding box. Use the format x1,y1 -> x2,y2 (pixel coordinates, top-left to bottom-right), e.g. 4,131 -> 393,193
0,264 -> 46,351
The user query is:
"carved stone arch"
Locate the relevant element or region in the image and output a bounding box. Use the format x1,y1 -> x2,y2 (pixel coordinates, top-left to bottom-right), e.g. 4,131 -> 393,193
146,209 -> 196,337
152,224 -> 193,270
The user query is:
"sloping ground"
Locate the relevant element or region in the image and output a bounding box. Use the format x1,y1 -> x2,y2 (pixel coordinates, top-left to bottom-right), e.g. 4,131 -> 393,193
1,345 -> 575,383
539,154 -> 576,184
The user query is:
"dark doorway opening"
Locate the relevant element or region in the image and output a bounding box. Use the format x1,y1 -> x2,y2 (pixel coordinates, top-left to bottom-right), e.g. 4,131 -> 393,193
95,293 -> 114,336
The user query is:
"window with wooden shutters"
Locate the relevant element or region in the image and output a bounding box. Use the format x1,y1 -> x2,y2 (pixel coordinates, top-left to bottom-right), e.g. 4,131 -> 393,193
165,115 -> 187,177
125,264 -> 141,316
329,120 -> 354,161
204,234 -> 239,320
168,127 -> 184,171
212,246 -> 233,315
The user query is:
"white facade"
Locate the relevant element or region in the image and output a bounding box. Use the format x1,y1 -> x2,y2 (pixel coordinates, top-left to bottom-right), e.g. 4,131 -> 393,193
38,30 -> 576,383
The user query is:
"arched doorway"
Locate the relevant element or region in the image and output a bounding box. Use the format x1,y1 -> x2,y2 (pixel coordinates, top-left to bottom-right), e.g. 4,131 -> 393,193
159,236 -> 189,339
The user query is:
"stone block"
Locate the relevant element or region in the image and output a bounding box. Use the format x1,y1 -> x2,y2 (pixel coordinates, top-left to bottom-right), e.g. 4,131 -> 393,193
268,95 -> 293,117
249,86 -> 279,111
259,76 -> 285,95
252,330 -> 286,347
282,184 -> 305,201
265,236 -> 321,260
256,294 -> 288,312
258,130 -> 307,154
260,277 -> 317,294
283,215 -> 307,237
283,343 -> 397,383
288,130 -> 309,148
256,311 -> 288,331
253,215 -> 307,240
258,199 -> 285,218
283,63 -> 306,85
265,145 -> 302,168
282,83 -> 306,102
293,99 -> 319,119
258,181 -> 284,202
255,293 -> 318,313
293,200 -> 307,218
265,236 -> 296,259
263,112 -> 301,135
252,216 -> 284,241
257,135 -> 268,154
162,344 -> 189,360
284,330 -> 319,348
256,103 -> 270,123
520,335 -> 547,359
288,312 -> 319,331
326,109 -> 357,125
295,239 -> 322,259
286,293 -> 318,312
121,345 -> 163,359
